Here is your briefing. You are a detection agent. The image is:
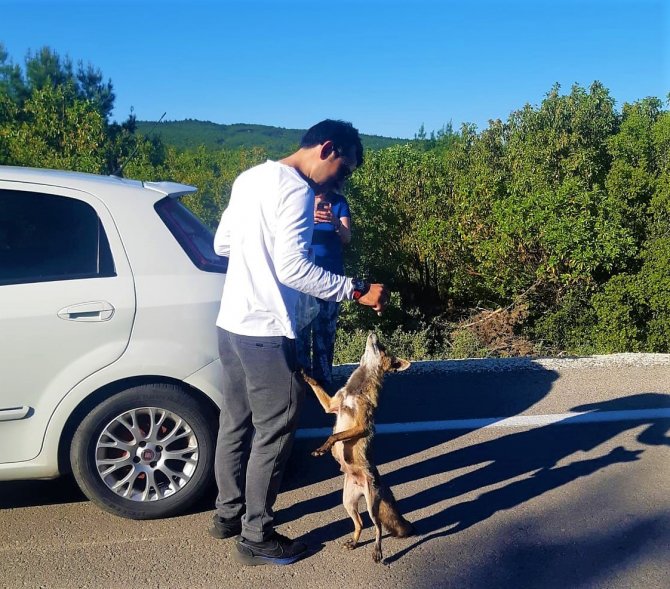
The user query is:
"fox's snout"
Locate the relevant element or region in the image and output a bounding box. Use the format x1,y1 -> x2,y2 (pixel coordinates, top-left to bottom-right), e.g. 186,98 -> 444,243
361,332 -> 382,368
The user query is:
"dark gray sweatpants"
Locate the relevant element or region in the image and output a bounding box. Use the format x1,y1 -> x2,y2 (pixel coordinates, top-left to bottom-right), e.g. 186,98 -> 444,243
214,328 -> 306,542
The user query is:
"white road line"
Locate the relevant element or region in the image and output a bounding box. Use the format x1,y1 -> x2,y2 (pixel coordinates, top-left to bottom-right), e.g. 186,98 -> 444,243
295,408 -> 670,439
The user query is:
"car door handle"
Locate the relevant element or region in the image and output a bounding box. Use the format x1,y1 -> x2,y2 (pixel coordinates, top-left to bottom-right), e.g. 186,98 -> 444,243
57,301 -> 115,322
0,406 -> 31,422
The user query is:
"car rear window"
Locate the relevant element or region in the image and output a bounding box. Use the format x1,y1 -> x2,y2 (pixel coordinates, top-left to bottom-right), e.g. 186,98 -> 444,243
155,198 -> 228,274
0,189 -> 116,286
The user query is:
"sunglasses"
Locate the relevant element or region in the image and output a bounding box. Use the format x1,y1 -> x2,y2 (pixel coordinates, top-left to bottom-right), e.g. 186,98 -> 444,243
333,147 -> 356,178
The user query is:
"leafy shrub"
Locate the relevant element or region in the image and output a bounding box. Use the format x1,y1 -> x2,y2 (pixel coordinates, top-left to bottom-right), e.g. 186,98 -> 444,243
448,329 -> 489,359
531,289 -> 598,355
592,236 -> 670,352
333,325 -> 436,364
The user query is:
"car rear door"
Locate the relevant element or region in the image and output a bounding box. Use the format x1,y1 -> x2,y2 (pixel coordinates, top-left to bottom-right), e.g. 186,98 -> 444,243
0,183 -> 136,463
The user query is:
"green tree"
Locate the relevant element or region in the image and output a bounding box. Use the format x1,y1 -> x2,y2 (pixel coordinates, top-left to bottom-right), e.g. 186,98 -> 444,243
0,44 -> 115,121
591,105 -> 670,351
0,44 -> 24,103
347,143 -> 459,310
0,44 -> 152,175
0,83 -> 106,172
154,145 -> 267,229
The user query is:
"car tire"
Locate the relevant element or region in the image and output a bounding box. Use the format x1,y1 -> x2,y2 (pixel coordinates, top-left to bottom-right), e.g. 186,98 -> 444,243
70,384 -> 217,519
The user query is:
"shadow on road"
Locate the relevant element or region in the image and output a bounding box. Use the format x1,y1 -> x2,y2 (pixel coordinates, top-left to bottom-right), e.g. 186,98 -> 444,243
278,365 -> 561,526
291,391 -> 669,563
0,365 -> 558,511
0,474 -> 85,509
3,362 -> 667,565
285,365 -> 561,488
410,510 -> 670,589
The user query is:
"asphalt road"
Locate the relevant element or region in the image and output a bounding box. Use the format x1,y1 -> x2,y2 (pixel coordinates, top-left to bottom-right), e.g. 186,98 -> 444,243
1,360 -> 669,589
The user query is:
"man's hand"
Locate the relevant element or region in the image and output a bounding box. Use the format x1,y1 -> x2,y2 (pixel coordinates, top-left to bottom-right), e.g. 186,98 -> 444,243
357,283 -> 389,314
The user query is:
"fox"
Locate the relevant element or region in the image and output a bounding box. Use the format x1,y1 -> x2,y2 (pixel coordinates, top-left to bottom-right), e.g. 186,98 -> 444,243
301,332 -> 415,563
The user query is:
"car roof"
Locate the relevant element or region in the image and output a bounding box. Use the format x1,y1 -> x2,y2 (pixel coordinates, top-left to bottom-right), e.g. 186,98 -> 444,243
0,165 -> 196,201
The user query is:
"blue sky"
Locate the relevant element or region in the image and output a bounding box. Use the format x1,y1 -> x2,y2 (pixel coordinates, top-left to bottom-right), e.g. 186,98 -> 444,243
1,0 -> 668,138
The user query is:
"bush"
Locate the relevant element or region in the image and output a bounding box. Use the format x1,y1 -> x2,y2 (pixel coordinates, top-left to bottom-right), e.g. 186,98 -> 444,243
448,329 -> 489,359
532,290 -> 598,355
591,274 -> 646,352
334,325 -> 438,364
592,236 -> 670,352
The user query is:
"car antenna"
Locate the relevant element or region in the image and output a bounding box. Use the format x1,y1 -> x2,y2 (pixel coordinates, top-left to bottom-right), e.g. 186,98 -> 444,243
111,111 -> 167,177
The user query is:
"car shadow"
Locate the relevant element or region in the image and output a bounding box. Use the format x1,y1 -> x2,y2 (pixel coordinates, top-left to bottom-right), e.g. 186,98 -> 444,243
0,474 -> 86,509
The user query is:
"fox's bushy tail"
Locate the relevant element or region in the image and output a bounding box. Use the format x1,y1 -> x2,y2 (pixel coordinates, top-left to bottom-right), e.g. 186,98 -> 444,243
373,468 -> 415,537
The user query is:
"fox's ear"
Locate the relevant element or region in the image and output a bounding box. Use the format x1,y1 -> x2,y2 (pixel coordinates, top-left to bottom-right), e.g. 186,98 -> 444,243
390,357 -> 411,372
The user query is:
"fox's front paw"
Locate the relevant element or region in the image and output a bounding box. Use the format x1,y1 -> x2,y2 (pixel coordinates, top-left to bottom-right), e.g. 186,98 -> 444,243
300,370 -> 319,387
311,444 -> 330,457
343,539 -> 358,550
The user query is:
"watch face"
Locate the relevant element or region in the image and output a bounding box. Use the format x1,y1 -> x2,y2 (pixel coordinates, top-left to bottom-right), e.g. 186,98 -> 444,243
352,278 -> 368,300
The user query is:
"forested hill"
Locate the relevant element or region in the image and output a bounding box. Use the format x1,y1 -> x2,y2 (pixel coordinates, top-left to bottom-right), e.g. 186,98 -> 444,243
135,119 -> 406,157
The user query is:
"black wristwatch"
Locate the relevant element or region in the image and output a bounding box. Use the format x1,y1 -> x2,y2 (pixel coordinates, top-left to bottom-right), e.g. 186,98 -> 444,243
352,278 -> 370,300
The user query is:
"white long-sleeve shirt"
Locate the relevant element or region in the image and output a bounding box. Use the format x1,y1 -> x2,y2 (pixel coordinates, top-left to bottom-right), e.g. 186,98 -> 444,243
214,160 -> 354,338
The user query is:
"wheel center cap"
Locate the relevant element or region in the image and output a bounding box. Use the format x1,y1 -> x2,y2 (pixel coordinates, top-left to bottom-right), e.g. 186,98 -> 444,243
141,448 -> 156,461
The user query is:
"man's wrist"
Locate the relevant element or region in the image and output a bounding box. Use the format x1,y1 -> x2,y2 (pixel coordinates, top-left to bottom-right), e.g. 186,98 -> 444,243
352,278 -> 370,300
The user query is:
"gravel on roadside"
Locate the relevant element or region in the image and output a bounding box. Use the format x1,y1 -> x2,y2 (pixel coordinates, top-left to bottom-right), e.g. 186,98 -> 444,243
333,353 -> 670,376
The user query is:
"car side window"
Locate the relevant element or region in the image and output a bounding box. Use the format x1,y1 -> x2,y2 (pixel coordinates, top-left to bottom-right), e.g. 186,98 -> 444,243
0,189 -> 116,286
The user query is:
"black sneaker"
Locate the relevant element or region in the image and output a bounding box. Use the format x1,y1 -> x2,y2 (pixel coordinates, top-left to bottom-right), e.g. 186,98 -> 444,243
209,514 -> 242,539
234,532 -> 307,566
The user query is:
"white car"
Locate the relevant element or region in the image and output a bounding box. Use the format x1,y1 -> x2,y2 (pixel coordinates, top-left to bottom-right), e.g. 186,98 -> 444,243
0,166 -> 227,519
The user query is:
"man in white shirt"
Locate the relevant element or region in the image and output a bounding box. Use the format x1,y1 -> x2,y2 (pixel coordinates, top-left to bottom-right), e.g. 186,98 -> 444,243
211,120 -> 388,566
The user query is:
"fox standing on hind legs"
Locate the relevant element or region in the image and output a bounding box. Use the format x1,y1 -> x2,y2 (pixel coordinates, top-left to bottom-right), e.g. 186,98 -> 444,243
302,332 -> 415,563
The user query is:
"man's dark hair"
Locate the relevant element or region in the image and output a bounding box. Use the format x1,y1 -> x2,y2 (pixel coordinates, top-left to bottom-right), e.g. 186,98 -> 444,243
300,119 -> 364,167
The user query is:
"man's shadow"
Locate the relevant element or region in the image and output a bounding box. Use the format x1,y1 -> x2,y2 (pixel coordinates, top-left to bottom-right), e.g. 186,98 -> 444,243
287,391 -> 669,561
279,365 -> 560,523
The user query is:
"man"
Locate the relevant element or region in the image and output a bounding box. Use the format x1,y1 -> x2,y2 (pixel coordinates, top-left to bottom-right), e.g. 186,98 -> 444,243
211,120 -> 388,566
